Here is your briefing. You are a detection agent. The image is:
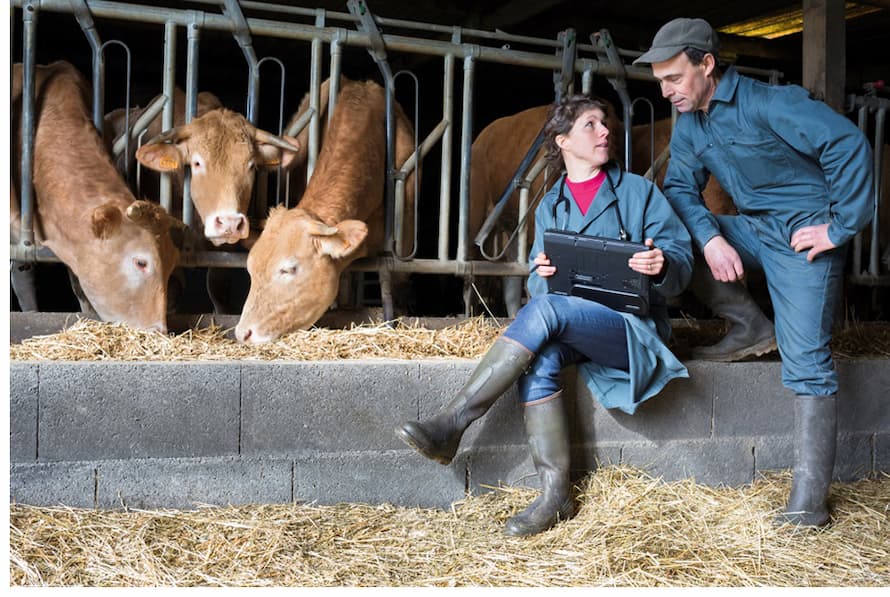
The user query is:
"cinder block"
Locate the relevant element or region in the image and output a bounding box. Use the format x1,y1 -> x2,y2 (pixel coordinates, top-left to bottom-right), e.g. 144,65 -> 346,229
621,438 -> 755,486
10,362 -> 38,462
578,365 -> 713,443
96,457 -> 293,509
10,462 -> 95,508
294,450 -> 466,509
753,435 -> 793,473
835,432 -> 874,481
712,362 -> 789,437
876,433 -> 890,473
755,433 -> 873,482
38,363 -> 240,462
241,361 -> 422,455
837,360 -> 890,433
465,445 -> 537,495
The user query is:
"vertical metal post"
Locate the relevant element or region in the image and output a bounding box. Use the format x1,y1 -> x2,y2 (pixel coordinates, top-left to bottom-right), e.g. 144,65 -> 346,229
329,28 -> 345,124
159,20 -> 176,214
854,105 -> 868,275
222,0 -> 260,124
456,51 -> 477,262
307,9 -> 325,181
19,1 -> 38,248
438,39 -> 456,261
68,0 -> 104,131
869,107 -> 885,276
183,15 -> 202,230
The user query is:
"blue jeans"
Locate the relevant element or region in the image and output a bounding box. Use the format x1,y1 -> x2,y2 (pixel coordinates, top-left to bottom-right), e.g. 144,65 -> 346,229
716,214 -> 846,396
502,293 -> 629,404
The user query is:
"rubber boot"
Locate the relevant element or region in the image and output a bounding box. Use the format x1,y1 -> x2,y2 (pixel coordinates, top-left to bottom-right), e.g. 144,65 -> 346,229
688,263 -> 777,361
395,338 -> 534,465
504,391 -> 575,537
775,394 -> 837,528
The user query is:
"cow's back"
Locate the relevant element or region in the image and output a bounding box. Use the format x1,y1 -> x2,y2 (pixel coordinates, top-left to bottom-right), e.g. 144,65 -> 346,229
298,78 -> 416,253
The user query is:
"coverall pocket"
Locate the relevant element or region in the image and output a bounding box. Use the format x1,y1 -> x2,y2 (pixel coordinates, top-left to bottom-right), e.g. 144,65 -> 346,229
726,134 -> 794,189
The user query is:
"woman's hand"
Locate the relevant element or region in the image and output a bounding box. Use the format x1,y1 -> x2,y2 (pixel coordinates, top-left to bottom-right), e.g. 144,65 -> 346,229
629,238 -> 664,276
532,252 -> 556,278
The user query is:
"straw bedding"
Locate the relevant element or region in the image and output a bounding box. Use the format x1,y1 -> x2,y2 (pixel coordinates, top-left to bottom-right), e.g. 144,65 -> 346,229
9,318 -> 890,586
8,316 -> 890,361
10,467 -> 889,586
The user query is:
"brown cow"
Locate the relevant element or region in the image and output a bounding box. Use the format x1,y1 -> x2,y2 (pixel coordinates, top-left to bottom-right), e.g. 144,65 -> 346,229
103,88 -> 223,195
134,101 -> 301,246
11,61 -> 183,332
235,77 -> 416,344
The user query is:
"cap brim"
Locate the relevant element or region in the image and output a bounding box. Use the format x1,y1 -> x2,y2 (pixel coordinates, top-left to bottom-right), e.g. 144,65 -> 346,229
632,45 -> 686,65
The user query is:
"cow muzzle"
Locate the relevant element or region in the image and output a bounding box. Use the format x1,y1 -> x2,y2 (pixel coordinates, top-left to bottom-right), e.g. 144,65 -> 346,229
205,212 -> 249,245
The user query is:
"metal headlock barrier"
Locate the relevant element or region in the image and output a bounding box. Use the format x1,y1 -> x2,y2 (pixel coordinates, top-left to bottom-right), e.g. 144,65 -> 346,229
27,1 -> 877,320
848,92 -> 890,287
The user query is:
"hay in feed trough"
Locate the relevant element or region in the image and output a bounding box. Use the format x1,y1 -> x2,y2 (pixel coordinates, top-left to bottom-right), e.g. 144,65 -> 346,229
8,316 -> 504,361
10,467 -> 890,586
9,317 -> 890,361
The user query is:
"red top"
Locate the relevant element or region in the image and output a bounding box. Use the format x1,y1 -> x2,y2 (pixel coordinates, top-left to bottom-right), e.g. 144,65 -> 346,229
565,169 -> 606,216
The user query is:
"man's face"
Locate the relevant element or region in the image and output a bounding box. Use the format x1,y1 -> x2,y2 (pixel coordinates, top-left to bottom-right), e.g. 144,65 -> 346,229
651,51 -> 716,113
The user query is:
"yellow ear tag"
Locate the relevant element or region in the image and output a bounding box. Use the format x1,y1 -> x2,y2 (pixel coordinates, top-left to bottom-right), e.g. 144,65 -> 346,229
159,156 -> 179,169
266,158 -> 280,166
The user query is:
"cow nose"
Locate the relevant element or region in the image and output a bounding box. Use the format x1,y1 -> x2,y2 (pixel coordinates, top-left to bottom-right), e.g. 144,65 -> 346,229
212,213 -> 248,237
236,326 -> 252,343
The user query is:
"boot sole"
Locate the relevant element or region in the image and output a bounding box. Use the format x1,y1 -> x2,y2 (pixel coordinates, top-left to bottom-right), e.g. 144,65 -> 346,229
394,426 -> 454,465
692,336 -> 778,362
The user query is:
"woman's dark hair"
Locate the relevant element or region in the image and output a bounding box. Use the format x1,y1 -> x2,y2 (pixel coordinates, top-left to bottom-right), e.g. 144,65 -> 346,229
543,94 -> 612,170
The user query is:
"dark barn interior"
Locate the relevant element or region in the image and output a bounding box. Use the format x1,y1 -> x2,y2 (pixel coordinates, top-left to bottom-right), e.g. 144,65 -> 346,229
9,0 -> 890,319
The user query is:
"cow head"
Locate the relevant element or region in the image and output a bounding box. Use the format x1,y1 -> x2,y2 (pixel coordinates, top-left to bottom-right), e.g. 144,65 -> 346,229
135,109 -> 300,246
235,206 -> 368,344
45,200 -> 184,333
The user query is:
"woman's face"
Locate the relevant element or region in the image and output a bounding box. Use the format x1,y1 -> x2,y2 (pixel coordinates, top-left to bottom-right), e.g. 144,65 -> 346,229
556,108 -> 611,169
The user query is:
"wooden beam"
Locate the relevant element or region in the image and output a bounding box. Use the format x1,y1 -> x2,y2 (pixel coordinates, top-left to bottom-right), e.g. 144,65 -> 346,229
803,0 -> 846,110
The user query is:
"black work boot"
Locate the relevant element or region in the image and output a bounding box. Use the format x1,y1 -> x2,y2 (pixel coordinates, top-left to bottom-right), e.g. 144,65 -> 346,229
775,394 -> 837,528
688,263 -> 777,361
395,338 -> 534,465
504,391 -> 575,537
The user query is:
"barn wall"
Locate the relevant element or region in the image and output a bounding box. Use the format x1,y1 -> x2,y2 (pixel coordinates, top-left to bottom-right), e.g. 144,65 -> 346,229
10,356 -> 889,510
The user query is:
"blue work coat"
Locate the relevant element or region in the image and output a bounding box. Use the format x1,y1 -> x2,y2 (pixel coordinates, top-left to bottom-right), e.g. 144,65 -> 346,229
664,66 -> 874,251
527,162 -> 693,414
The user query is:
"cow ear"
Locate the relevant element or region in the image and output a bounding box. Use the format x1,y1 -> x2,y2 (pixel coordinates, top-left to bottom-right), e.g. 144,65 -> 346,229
91,203 -> 123,240
256,135 -> 301,170
311,219 -> 368,260
136,142 -> 183,172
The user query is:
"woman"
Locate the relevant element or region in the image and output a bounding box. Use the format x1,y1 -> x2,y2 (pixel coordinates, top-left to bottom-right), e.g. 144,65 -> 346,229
396,95 -> 693,536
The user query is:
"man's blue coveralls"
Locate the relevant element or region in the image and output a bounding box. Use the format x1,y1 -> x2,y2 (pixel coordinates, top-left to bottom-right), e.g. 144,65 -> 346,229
664,66 -> 874,396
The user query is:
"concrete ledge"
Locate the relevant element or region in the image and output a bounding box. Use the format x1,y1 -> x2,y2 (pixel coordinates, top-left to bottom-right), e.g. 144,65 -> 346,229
9,358 -> 890,510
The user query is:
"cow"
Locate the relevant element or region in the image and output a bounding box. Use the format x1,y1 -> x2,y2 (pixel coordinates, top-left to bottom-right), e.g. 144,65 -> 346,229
468,103 -> 734,316
103,88 -> 224,198
133,99 -> 302,246
11,61 -> 183,332
234,77 -> 417,344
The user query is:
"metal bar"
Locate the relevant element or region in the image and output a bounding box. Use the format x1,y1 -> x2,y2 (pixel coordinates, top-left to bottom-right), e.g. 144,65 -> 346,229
456,51 -> 477,262
593,29 -> 633,170
11,1 -> 659,82
159,20 -> 176,213
68,0 -> 104,131
438,46 -> 456,262
18,1 -> 38,248
182,14 -> 202,229
870,107 -> 885,276
221,0 -> 260,124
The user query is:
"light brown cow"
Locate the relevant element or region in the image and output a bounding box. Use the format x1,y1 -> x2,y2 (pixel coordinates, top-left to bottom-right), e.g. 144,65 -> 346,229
103,88 -> 223,194
11,61 -> 183,332
134,102 -> 301,246
235,78 -> 416,344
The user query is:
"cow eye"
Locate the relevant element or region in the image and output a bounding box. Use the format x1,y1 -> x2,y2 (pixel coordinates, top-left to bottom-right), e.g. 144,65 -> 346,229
247,159 -> 256,170
133,257 -> 150,272
279,264 -> 298,276
192,158 -> 203,171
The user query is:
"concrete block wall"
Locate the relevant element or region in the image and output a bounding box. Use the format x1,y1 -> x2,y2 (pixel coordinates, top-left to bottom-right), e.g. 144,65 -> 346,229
9,358 -> 890,511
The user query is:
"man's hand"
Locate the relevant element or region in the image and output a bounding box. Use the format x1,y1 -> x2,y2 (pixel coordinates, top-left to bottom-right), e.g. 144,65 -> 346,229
790,223 -> 836,261
703,235 -> 745,282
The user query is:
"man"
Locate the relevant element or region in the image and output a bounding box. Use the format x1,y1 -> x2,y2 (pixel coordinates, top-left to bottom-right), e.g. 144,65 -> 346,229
634,18 -> 874,527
